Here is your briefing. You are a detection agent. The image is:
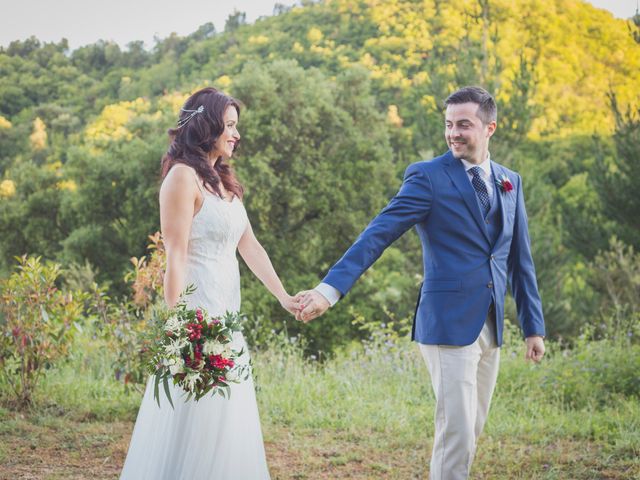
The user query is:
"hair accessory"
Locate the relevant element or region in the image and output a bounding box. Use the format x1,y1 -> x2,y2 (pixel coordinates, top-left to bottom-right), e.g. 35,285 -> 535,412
177,105 -> 204,128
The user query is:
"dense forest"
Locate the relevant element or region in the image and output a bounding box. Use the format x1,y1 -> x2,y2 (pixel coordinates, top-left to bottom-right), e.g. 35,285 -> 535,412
1,0 -> 639,353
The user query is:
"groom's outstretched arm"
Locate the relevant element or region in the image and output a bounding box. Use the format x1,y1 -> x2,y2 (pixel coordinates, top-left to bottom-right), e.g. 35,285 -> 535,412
323,162 -> 432,294
298,162 -> 433,322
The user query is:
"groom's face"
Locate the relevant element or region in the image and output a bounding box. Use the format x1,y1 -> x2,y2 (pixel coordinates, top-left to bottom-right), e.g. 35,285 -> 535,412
445,102 -> 496,164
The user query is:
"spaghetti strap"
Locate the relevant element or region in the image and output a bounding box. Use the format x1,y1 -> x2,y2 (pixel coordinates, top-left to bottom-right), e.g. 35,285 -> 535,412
191,169 -> 206,196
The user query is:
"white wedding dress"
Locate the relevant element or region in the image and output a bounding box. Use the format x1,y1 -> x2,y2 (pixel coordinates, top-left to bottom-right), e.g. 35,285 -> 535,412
120,187 -> 270,480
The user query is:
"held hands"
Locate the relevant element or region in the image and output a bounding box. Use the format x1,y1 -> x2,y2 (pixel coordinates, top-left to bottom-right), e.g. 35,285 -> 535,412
279,294 -> 303,317
293,290 -> 330,323
278,290 -> 330,322
525,336 -> 545,363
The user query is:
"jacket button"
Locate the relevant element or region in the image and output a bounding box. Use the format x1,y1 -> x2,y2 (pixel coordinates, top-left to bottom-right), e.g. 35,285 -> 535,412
485,219 -> 490,224
487,281 -> 494,288
490,254 -> 495,260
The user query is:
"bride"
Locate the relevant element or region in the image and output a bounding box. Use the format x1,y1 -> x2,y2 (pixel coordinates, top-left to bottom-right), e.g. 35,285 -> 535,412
120,87 -> 298,479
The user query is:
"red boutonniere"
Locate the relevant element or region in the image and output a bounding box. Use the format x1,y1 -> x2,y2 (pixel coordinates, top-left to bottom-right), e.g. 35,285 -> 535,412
496,175 -> 513,193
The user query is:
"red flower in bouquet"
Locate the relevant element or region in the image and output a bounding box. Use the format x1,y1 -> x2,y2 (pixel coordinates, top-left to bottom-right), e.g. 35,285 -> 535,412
208,354 -> 235,370
186,322 -> 203,341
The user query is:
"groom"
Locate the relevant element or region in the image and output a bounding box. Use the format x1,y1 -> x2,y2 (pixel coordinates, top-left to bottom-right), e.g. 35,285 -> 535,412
297,86 -> 545,479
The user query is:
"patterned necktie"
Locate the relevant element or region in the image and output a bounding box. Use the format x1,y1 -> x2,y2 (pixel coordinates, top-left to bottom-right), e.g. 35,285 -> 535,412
469,166 -> 490,216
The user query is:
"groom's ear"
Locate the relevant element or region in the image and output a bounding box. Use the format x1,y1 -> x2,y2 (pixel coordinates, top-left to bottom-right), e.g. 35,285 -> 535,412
486,120 -> 497,138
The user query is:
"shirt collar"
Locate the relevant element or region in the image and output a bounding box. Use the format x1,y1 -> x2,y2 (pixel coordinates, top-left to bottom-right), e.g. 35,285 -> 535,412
461,153 -> 492,178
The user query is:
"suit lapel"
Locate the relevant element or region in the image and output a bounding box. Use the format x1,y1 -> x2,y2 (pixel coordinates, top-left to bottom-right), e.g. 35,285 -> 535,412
491,162 -> 510,245
444,153 -> 490,243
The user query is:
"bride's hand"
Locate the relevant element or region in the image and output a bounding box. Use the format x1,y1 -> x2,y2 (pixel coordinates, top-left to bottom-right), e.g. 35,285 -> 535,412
279,294 -> 302,316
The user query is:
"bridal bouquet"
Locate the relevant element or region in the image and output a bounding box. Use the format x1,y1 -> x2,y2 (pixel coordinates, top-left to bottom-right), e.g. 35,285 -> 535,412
148,287 -> 251,407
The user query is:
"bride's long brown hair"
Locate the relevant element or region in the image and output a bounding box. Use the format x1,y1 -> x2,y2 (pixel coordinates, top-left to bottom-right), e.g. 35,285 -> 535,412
161,87 -> 244,199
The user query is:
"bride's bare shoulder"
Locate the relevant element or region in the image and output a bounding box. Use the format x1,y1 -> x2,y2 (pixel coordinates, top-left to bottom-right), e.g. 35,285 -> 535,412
160,164 -> 199,198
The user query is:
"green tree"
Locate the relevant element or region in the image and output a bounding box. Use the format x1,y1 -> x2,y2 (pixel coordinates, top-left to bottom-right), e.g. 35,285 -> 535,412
591,94 -> 640,250
629,8 -> 640,44
59,138 -> 163,290
225,10 -> 247,32
230,60 -> 402,351
0,160 -> 71,271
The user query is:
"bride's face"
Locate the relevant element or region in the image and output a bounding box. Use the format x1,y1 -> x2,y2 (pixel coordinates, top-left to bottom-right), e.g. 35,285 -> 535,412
211,106 -> 240,161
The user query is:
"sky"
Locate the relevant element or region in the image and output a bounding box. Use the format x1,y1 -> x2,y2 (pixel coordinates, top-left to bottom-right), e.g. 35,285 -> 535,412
0,0 -> 637,51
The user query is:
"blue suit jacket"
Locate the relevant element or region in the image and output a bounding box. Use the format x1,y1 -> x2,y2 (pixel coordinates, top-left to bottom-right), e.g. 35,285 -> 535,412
322,151 -> 545,346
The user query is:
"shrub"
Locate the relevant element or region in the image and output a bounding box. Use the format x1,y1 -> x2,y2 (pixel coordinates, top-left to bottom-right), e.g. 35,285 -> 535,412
0,255 -> 84,407
97,233 -> 165,392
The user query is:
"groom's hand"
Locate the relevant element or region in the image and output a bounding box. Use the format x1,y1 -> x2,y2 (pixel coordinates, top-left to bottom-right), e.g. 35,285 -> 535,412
295,290 -> 330,323
525,336 -> 545,363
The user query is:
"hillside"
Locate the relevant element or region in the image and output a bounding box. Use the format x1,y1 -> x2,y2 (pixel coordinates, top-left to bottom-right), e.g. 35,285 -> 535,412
0,0 -> 638,350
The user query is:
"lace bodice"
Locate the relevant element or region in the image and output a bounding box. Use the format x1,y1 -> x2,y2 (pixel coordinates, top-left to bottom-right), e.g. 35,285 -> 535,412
183,191 -> 248,317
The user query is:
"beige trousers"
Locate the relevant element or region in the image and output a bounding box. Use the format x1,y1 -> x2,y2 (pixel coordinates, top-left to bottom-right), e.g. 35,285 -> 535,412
419,319 -> 500,480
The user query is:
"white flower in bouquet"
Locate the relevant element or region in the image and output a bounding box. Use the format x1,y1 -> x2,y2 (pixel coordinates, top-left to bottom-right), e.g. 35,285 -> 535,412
185,372 -> 201,392
168,357 -> 185,376
164,315 -> 182,333
203,340 -> 225,356
165,338 -> 188,356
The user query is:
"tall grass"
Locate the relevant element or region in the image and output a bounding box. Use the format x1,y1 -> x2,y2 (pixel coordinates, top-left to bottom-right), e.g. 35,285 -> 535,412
0,328 -> 141,421
253,322 -> 640,472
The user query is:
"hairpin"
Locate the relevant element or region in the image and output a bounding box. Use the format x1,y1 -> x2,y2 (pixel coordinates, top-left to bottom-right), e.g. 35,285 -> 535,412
177,105 -> 204,128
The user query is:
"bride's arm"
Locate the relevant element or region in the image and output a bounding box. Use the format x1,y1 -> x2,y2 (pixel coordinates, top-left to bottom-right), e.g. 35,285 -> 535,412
237,222 -> 298,314
160,166 -> 199,308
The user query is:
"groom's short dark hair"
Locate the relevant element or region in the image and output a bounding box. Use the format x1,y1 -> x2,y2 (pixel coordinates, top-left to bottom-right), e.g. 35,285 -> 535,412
444,86 -> 497,124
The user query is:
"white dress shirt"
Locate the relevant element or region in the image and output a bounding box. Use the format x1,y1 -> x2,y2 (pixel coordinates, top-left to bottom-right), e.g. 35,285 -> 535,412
315,282 -> 341,306
314,154 -> 494,307
461,154 -> 494,197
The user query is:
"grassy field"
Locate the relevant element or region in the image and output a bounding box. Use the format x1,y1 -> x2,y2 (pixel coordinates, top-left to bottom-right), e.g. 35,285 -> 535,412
1,327 -> 638,479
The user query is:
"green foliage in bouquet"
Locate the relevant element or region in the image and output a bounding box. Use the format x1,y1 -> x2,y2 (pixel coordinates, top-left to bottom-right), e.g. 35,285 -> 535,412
0,255 -> 84,407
